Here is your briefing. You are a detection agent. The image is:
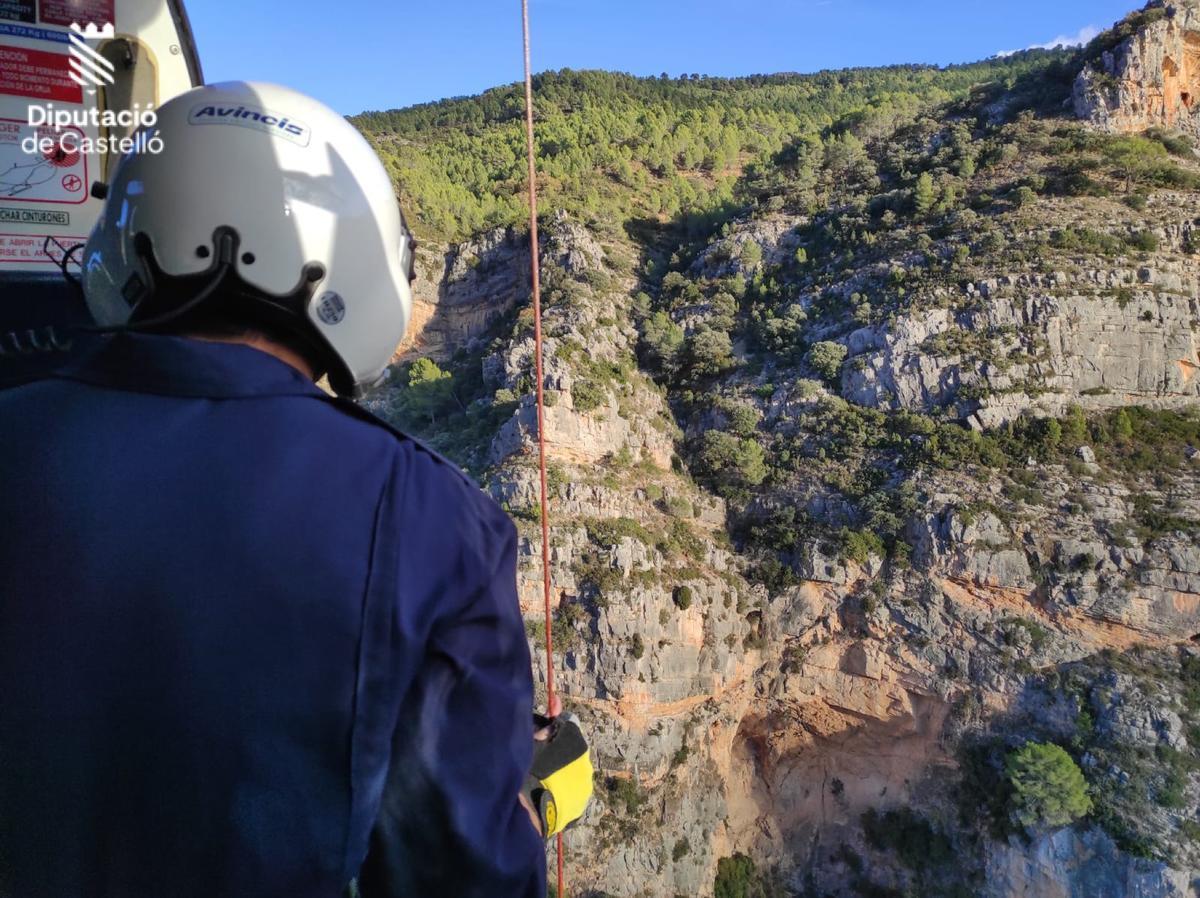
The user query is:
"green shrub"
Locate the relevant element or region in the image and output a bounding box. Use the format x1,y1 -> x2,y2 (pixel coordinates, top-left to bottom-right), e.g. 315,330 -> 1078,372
1005,741 -> 1092,829
723,401 -> 762,438
1114,409 -> 1133,440
713,853 -> 786,898
1000,617 -> 1050,653
630,632 -> 645,659
673,585 -> 694,611
586,517 -> 653,547
641,310 -> 685,373
606,776 -> 644,815
913,171 -> 936,216
1146,127 -> 1194,157
1156,747 -> 1190,809
672,742 -> 690,767
695,430 -> 768,496
395,357 -> 456,424
1127,230 -> 1159,252
1050,227 -> 1124,256
1012,185 -> 1036,207
840,528 -> 885,565
739,239 -> 763,271
808,341 -> 848,384
683,327 -> 736,381
665,496 -> 694,518
572,379 -> 607,412
672,838 -> 691,862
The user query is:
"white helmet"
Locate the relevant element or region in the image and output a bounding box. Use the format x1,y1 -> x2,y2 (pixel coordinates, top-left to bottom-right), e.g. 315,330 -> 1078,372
81,81 -> 414,397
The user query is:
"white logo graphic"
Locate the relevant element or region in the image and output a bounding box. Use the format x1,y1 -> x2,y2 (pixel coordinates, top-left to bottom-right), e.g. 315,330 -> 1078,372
68,22 -> 116,95
188,103 -> 312,147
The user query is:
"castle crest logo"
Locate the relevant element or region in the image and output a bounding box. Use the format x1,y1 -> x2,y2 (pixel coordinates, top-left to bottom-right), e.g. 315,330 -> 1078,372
67,22 -> 115,95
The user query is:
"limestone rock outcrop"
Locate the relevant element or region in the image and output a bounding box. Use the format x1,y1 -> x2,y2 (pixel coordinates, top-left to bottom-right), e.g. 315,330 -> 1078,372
986,828 -> 1198,898
1075,1 -> 1200,138
842,262 -> 1200,427
397,211 -> 604,362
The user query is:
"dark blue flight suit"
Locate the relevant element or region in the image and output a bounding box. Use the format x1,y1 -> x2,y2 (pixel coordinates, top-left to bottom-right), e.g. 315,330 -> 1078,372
0,333 -> 546,897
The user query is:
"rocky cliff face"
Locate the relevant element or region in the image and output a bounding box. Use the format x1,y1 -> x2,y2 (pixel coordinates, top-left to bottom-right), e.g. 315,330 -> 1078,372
397,229 -> 528,362
396,211 -> 606,363
1075,1 -> 1200,138
380,211 -> 1200,898
987,828 -> 1196,898
699,213 -> 1200,431
372,11 -> 1200,897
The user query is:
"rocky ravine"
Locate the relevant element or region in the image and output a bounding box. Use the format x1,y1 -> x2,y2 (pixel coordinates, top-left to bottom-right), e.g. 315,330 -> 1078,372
381,212 -> 1200,898
373,6 -> 1200,897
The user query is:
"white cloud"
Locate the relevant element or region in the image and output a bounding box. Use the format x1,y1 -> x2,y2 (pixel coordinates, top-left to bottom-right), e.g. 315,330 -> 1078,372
996,24 -> 1100,58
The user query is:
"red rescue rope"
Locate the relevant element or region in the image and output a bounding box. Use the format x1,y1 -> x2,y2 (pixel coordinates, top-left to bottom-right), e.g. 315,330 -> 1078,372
520,2 -> 565,894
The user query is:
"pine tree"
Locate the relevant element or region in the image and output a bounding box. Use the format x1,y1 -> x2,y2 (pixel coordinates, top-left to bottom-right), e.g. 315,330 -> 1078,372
1114,408 -> 1134,440
1006,742 -> 1092,829
739,239 -> 763,272
403,358 -> 455,424
1065,405 -> 1089,444
913,172 -> 937,216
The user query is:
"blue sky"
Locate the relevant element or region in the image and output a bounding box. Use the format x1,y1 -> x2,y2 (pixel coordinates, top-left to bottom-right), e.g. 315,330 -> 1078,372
187,0 -> 1137,115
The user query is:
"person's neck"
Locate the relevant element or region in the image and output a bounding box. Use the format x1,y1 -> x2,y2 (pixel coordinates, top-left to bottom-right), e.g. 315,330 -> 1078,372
187,333 -> 315,381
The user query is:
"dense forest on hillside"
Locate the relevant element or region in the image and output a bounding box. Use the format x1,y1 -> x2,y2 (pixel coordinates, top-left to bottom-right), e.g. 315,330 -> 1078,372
352,52 -> 1076,241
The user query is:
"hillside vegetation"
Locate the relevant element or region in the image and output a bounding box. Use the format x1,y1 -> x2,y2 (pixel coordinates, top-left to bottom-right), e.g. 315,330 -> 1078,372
357,8 -> 1200,897
354,54 -> 1073,241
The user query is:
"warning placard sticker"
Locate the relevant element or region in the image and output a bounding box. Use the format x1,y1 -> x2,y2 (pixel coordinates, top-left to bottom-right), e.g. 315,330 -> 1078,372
0,231 -> 85,264
0,118 -> 88,204
0,20 -> 105,271
0,43 -> 81,103
0,0 -> 34,23
0,205 -> 69,225
37,0 -> 114,27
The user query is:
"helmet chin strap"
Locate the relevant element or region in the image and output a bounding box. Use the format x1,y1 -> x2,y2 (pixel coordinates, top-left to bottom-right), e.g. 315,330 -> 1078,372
42,226 -> 350,393
3,233 -> 237,357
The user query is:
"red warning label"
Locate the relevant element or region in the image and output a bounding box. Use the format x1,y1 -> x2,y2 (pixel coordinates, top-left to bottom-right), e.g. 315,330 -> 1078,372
37,0 -> 114,27
0,232 -> 86,264
0,43 -> 82,103
0,118 -> 89,204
